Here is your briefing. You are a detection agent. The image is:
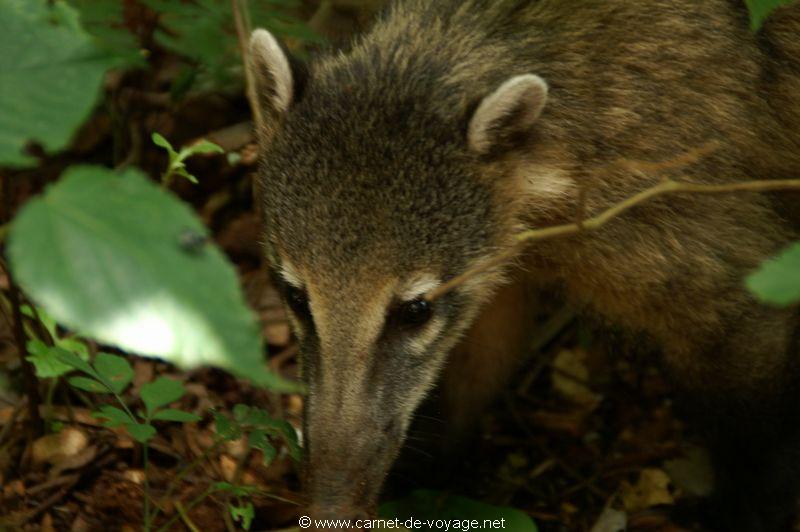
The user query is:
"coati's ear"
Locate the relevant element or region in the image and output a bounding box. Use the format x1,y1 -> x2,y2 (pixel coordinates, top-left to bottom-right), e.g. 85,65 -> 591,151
248,29 -> 295,146
467,74 -> 549,155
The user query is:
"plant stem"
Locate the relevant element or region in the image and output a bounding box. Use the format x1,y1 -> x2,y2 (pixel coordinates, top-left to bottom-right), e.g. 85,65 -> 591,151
143,441 -> 151,531
175,501 -> 201,532
150,438 -> 225,523
155,486 -> 215,532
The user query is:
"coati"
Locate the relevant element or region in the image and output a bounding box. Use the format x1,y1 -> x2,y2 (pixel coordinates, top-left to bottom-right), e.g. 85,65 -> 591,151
246,0 -> 800,530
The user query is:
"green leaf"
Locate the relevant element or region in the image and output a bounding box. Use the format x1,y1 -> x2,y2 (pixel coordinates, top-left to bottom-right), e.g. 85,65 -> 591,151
140,377 -> 185,417
173,166 -> 199,185
248,429 -> 277,465
26,341 -> 74,378
229,501 -> 255,530
93,404 -> 135,427
0,0 -> 116,167
380,490 -> 538,532
8,165 -> 298,391
140,0 -> 321,89
93,353 -> 133,394
273,419 -> 301,461
68,376 -> 109,393
213,482 -> 258,497
66,0 -> 145,67
56,348 -> 97,377
747,241 -> 800,306
214,412 -> 242,442
125,422 -> 156,443
56,337 -> 90,360
182,140 -> 224,157
152,132 -> 178,162
745,0 -> 796,30
22,305 -> 58,340
152,408 -> 201,423
232,404 -> 251,423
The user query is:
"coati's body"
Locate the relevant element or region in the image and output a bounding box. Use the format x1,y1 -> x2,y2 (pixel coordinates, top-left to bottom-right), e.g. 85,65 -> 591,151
247,1 -> 800,530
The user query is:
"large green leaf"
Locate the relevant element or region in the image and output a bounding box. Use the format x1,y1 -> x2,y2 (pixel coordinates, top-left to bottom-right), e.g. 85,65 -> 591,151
0,0 -> 115,167
380,490 -> 538,532
745,0 -> 797,30
66,0 -> 146,67
8,165 -> 300,391
747,241 -> 800,306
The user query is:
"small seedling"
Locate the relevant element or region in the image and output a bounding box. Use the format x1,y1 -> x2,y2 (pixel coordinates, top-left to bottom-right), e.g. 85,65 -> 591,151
58,351 -> 200,530
152,132 -> 224,186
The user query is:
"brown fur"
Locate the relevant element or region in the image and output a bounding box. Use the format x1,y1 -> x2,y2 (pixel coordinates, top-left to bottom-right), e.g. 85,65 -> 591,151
248,1 -> 800,529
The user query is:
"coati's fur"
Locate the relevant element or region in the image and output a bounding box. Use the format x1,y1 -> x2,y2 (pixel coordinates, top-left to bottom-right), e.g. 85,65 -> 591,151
248,1 -> 800,530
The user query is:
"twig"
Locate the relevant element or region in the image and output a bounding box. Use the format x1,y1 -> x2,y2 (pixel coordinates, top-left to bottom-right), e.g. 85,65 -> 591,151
11,474 -> 80,526
232,0 -> 263,131
150,439 -> 225,523
156,486 -> 215,532
25,473 -> 81,497
426,177 -> 800,301
175,501 -> 201,532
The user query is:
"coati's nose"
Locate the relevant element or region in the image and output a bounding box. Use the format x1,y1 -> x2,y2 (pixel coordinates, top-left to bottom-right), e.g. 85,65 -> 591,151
307,505 -> 374,531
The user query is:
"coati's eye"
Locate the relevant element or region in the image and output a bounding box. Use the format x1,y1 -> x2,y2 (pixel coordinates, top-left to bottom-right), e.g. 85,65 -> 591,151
285,285 -> 311,319
395,298 -> 433,329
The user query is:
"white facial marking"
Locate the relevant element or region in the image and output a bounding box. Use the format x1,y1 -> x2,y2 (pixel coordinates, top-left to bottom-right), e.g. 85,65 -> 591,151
407,317 -> 446,356
398,274 -> 441,301
397,274 -> 444,355
279,261 -> 303,288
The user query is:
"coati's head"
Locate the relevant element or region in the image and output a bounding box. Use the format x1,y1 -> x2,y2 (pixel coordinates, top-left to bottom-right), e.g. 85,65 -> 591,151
248,27 -> 561,524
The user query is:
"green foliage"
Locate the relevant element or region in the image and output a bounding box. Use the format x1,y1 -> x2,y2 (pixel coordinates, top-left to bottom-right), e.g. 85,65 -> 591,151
747,241 -> 800,306
8,165 -> 298,391
27,342 -> 78,379
380,490 -> 538,532
214,404 -> 301,464
152,132 -> 224,185
66,0 -> 145,67
745,0 -> 796,30
58,351 -> 199,443
0,0 -> 117,167
23,305 -> 90,379
228,501 -> 255,530
142,0 -> 320,88
141,376 -> 187,416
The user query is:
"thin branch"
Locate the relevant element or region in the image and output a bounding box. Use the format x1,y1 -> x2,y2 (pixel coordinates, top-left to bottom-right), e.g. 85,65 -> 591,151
426,177 -> 800,301
232,0 -> 263,132
175,501 -> 201,532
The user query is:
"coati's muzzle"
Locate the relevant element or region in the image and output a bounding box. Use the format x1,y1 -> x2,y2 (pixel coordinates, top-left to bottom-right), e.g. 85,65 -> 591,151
303,377 -> 407,530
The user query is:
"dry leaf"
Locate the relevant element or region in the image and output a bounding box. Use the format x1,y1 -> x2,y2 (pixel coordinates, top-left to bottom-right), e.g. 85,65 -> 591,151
552,348 -> 602,408
32,427 -> 89,466
621,468 -> 674,512
590,507 -> 627,532
41,513 -> 56,532
664,446 -> 714,498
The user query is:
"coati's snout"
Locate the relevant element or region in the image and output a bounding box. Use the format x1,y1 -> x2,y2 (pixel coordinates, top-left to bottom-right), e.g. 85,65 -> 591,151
274,266 -> 464,520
